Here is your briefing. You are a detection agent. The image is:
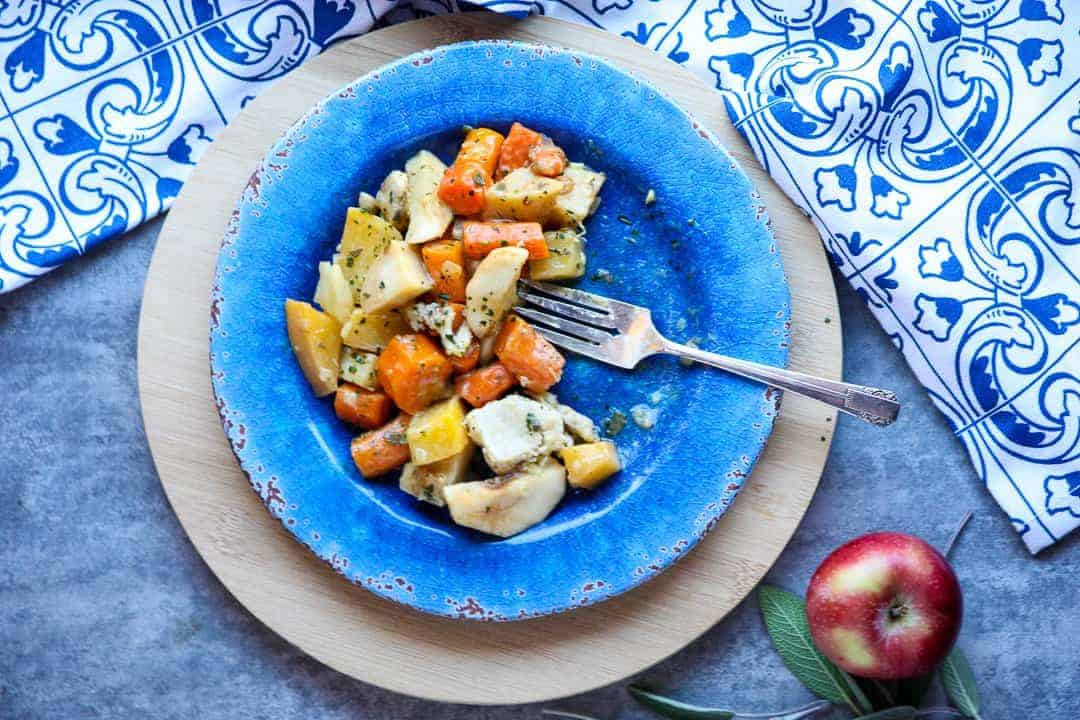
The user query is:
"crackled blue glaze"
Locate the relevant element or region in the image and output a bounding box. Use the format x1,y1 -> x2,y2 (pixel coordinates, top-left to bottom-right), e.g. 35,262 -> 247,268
210,41 -> 789,620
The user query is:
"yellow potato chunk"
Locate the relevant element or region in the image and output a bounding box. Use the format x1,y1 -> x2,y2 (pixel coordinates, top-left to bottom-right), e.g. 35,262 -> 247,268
340,308 -> 409,351
483,168 -> 566,224
559,441 -> 621,489
550,163 -> 605,227
285,299 -> 341,397
406,396 -> 468,466
339,347 -> 380,390
399,442 -> 474,506
359,240 -> 433,314
313,261 -> 354,324
336,208 -> 400,304
529,229 -> 586,281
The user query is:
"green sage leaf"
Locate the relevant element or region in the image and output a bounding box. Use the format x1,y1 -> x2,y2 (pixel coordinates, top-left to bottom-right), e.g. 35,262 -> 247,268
895,671 -> 935,708
940,648 -> 980,718
627,686 -> 830,720
628,687 -> 734,719
854,707 -> 917,720
758,586 -> 869,714
840,671 -> 875,713
542,711 -> 601,720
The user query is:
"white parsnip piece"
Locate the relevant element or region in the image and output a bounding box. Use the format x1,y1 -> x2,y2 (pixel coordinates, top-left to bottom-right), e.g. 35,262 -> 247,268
404,150 -> 453,244
464,246 -> 528,337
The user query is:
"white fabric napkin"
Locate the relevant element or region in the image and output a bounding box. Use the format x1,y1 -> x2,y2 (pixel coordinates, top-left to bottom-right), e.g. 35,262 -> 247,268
1,0 -> 1074,552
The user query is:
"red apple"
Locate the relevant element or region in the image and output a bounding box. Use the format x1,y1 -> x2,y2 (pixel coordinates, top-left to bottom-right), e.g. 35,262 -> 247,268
805,532 -> 962,679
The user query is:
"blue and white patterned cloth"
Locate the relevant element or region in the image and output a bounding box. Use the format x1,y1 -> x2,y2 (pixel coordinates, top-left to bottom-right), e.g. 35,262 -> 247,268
0,1 -> 1075,553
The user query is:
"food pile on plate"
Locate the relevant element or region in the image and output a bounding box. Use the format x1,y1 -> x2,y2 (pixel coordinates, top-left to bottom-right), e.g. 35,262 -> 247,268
285,123 -> 621,537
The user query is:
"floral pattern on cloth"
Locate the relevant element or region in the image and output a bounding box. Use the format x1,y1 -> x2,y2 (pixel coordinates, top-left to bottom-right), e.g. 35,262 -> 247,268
0,0 -> 1075,552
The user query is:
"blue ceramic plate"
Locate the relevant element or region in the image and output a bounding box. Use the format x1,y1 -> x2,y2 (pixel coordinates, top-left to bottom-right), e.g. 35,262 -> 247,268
211,41 -> 789,620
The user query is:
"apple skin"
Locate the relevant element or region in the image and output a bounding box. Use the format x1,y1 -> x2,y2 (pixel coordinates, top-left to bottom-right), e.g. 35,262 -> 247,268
805,532 -> 962,679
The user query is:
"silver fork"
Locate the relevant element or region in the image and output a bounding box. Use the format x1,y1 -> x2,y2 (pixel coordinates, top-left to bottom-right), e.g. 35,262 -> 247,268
515,280 -> 900,426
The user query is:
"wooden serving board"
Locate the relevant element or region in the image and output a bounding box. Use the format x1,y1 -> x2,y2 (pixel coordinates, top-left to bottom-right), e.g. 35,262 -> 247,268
137,13 -> 841,705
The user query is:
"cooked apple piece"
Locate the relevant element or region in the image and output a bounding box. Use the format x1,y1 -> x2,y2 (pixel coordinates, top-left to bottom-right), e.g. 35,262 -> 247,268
400,442 -> 474,506
313,261 -> 354,324
550,163 -> 605,227
339,347 -> 380,390
375,169 -> 409,231
285,299 -> 341,397
443,456 -> 566,538
483,168 -> 566,224
559,441 -> 621,489
406,396 -> 468,466
336,207 -> 399,304
404,150 -> 454,244
464,246 -> 528,337
464,394 -> 569,474
359,240 -> 433,313
529,229 -> 586,281
340,308 -> 409,351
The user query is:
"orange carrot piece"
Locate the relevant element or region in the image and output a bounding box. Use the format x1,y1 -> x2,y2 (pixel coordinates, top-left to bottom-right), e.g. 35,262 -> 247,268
438,160 -> 487,216
454,362 -> 518,407
531,144 -> 567,177
376,334 -> 453,414
350,414 -> 412,477
496,122 -> 544,178
457,128 -> 504,177
334,383 -> 394,429
449,340 -> 481,375
447,302 -> 468,330
461,221 -> 548,260
494,315 -> 565,393
422,239 -> 467,302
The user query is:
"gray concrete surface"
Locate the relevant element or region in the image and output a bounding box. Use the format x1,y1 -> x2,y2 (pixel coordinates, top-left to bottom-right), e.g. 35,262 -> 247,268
2,218 -> 1077,719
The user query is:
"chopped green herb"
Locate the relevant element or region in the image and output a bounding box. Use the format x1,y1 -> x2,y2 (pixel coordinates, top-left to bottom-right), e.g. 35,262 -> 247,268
385,431 -> 408,446
603,409 -> 627,437
526,412 -> 543,433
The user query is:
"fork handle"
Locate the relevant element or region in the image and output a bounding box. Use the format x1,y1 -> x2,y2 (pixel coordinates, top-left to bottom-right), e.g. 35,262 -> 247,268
662,340 -> 900,426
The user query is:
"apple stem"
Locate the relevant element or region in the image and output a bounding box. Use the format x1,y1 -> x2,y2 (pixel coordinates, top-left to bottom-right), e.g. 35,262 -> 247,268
943,511 -> 973,559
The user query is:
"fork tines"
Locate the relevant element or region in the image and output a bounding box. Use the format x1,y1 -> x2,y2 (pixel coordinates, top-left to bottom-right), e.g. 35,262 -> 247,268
516,280 -> 617,347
